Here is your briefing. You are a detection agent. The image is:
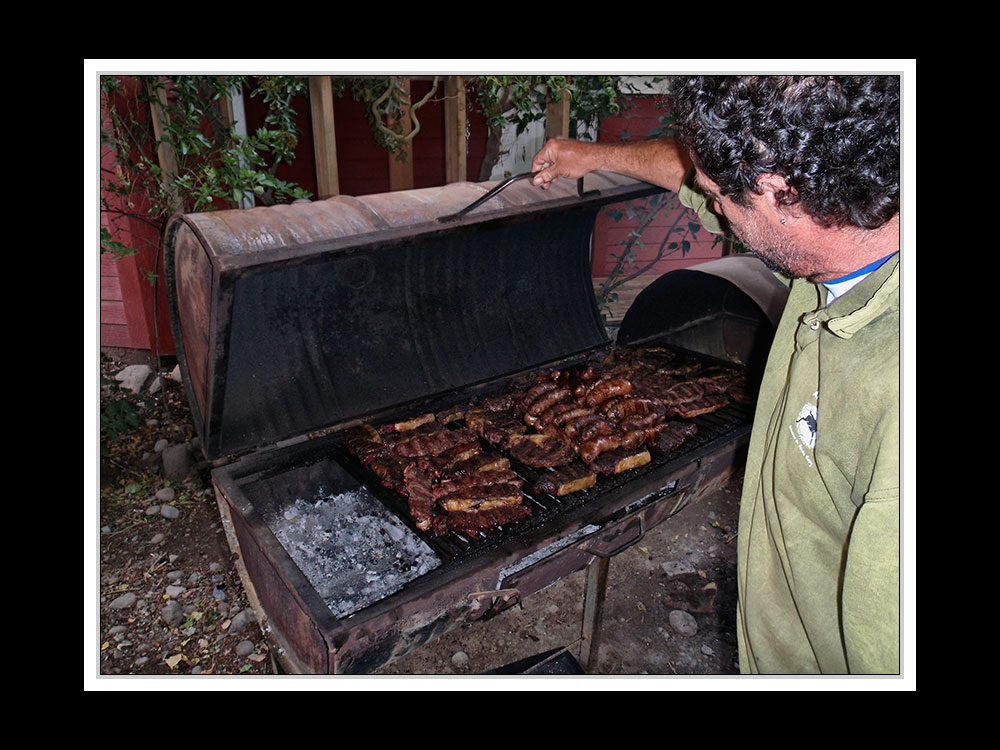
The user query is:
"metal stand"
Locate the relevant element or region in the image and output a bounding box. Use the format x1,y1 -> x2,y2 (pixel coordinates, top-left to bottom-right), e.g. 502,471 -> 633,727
579,556 -> 610,672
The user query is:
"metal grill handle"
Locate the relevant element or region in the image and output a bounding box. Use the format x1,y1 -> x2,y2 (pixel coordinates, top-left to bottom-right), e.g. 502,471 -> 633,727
438,172 -> 596,223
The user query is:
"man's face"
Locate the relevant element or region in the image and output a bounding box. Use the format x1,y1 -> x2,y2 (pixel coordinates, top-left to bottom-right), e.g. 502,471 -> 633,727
693,168 -> 819,280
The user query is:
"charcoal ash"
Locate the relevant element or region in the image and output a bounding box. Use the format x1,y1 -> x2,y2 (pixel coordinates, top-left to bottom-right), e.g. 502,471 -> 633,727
263,487 -> 441,619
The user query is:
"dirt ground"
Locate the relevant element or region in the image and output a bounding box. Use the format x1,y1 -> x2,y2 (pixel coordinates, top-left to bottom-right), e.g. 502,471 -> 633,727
375,480 -> 742,680
94,350 -> 744,685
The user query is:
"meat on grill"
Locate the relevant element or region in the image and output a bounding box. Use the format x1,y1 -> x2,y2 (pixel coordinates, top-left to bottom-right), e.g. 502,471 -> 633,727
538,400 -> 580,428
620,410 -> 667,433
395,427 -> 480,458
526,386 -> 572,417
402,462 -> 436,531
584,376 -> 632,408
562,413 -> 606,439
432,468 -> 521,500
654,421 -> 699,453
579,434 -> 623,464
436,483 -> 525,513
589,448 -> 652,475
578,418 -> 620,443
344,343 -> 750,538
508,434 -> 576,468
446,452 -> 511,476
431,503 -> 532,536
532,463 -> 597,497
520,381 -> 559,411
343,424 -> 385,463
464,408 -> 526,448
553,406 -> 594,428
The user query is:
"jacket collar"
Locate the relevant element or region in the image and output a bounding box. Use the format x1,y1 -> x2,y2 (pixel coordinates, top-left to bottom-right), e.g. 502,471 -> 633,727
825,255 -> 900,340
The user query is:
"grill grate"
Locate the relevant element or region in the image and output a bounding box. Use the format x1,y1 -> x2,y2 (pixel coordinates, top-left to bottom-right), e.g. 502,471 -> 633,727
332,382 -> 754,566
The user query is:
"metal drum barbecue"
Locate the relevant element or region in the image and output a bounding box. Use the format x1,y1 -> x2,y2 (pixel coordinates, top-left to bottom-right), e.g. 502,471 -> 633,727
164,172 -> 786,674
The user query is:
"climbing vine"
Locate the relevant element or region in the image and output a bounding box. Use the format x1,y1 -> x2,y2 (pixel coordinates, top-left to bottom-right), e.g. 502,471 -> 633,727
100,75 -> 313,261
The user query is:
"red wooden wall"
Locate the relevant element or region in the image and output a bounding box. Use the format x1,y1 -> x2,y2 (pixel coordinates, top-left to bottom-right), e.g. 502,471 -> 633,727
100,77 -> 176,355
591,96 -> 723,279
239,78 -> 489,198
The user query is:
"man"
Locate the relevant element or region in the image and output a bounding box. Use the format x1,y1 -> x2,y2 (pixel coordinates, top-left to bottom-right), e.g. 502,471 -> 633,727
532,76 -> 900,674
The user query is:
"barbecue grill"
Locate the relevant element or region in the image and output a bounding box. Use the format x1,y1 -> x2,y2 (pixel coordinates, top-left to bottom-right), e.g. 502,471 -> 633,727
164,172 -> 787,674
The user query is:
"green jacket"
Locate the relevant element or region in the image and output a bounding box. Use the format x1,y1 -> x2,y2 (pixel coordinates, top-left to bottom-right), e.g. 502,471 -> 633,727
679,172 -> 901,674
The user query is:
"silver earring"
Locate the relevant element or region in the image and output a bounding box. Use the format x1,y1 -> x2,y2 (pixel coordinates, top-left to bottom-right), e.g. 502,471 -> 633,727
779,217 -> 787,225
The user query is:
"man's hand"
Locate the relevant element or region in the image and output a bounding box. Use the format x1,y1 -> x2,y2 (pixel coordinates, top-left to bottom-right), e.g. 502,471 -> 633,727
530,138 -> 596,190
531,136 -> 692,194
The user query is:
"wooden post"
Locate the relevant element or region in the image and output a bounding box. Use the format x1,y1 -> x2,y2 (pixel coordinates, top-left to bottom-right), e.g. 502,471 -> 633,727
309,76 -> 341,198
545,81 -> 572,141
387,78 -> 414,192
444,76 -> 467,183
145,77 -> 182,213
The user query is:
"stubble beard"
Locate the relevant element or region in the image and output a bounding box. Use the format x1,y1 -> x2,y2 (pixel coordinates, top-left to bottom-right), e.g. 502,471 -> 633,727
730,213 -> 823,282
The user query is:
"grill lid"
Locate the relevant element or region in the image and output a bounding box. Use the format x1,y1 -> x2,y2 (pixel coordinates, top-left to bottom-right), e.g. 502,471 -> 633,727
165,173 -> 663,461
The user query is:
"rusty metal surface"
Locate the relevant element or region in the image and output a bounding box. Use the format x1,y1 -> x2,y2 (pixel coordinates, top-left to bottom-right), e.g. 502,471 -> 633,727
169,172 -> 652,265
168,222 -> 214,424
211,418 -> 749,674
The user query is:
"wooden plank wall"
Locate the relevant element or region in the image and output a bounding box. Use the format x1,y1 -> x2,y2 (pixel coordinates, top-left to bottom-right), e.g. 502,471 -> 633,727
589,95 -> 724,325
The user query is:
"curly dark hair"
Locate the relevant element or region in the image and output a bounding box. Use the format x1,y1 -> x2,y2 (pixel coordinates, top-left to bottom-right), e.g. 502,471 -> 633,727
669,75 -> 900,230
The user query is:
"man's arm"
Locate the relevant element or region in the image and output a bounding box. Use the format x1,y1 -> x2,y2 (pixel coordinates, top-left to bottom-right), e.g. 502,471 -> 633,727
530,136 -> 692,193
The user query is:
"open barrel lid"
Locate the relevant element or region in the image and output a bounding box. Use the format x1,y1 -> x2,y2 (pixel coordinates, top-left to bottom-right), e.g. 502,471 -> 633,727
165,173 -> 663,460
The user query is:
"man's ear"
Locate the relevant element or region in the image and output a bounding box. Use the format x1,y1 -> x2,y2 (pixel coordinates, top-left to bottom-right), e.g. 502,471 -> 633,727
756,173 -> 804,222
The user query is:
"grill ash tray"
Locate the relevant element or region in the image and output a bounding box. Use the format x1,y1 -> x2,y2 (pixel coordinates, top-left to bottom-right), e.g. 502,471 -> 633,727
237,452 -> 443,620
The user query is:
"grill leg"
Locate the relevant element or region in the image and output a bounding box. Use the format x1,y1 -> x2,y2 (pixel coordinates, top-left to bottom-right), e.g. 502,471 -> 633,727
579,556 -> 610,673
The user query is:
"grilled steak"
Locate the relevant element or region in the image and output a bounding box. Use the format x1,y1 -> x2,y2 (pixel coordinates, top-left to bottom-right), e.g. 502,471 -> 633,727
653,421 -> 699,454
431,503 -> 532,536
508,434 -> 576,468
465,408 -> 526,448
378,412 -> 436,433
395,427 -> 480,458
532,463 -> 597,497
589,448 -> 652,475
446,452 -> 511,476
343,424 -> 385,464
436,484 -> 525,513
402,462 -> 436,531
432,469 -> 521,500
669,392 -> 730,418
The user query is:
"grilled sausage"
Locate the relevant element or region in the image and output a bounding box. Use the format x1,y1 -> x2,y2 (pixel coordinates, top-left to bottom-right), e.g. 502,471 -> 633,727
562,413 -> 604,439
553,406 -> 594,427
622,427 -> 659,451
538,400 -> 580,427
521,381 -> 558,410
620,411 -> 666,433
584,377 -> 632,408
578,419 -> 620,443
527,386 -> 572,417
580,435 -> 623,464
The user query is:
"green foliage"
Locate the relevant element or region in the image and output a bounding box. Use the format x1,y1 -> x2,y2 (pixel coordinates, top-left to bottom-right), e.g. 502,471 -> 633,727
101,227 -> 133,259
327,75 -> 650,169
100,393 -> 143,451
473,75 -> 648,140
100,75 -> 313,263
